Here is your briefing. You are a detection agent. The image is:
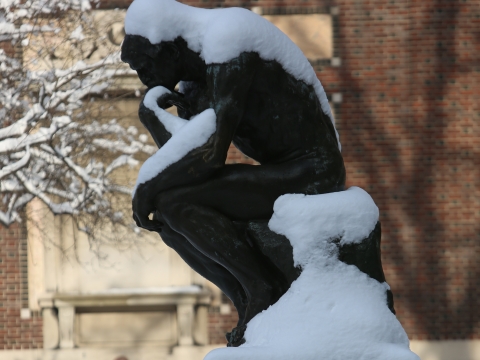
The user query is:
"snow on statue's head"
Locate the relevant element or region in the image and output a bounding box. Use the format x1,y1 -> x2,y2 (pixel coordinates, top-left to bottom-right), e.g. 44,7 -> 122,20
124,0 -> 265,66
124,0 -> 204,52
123,0 -> 340,145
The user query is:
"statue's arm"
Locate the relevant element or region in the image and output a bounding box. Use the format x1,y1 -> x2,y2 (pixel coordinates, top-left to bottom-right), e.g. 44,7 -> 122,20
138,101 -> 172,148
132,53 -> 258,230
202,53 -> 259,164
138,90 -> 191,148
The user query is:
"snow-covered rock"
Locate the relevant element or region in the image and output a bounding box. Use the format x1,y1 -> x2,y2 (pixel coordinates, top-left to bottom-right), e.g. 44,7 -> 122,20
205,187 -> 419,360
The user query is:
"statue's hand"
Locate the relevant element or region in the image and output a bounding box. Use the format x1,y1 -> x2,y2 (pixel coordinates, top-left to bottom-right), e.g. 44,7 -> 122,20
132,185 -> 163,232
156,91 -> 190,114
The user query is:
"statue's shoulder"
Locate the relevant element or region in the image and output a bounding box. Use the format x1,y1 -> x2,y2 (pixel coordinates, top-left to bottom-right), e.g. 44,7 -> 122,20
201,8 -> 278,64
206,51 -> 260,68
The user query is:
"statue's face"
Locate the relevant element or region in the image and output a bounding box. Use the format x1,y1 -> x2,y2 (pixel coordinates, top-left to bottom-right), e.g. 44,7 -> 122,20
121,35 -> 180,90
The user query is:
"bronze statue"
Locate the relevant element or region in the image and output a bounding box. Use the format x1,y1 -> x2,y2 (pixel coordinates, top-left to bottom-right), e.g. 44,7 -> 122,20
121,5 -> 346,346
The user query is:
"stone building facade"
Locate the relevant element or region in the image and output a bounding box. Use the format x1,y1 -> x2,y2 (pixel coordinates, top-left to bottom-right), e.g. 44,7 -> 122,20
1,0 -> 479,359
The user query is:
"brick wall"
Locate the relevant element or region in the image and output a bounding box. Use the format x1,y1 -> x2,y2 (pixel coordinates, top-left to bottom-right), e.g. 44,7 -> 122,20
0,222 -> 43,349
207,302 -> 239,345
226,144 -> 259,165
1,34 -> 44,349
334,0 -> 480,341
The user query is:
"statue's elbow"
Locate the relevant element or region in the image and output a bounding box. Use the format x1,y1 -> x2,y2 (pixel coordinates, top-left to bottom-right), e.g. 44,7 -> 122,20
201,148 -> 226,170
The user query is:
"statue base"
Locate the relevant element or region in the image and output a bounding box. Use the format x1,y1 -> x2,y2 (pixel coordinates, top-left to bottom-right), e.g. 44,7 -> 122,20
206,261 -> 418,360
205,187 -> 419,360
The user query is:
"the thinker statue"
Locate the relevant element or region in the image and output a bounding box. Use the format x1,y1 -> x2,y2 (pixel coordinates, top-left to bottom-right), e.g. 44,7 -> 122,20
121,0 -> 345,346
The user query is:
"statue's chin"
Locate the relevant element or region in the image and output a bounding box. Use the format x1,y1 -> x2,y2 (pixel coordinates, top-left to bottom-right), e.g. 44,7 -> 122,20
146,82 -> 173,92
144,81 -> 158,89
138,75 -> 158,89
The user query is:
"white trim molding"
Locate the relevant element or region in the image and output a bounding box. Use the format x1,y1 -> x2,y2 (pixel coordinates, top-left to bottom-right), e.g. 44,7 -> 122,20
410,340 -> 480,360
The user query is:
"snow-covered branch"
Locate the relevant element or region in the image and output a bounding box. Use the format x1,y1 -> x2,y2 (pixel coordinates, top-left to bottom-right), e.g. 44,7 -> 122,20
0,0 -> 151,246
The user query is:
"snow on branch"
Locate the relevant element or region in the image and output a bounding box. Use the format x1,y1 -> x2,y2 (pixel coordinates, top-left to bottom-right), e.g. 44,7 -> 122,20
0,0 -> 151,246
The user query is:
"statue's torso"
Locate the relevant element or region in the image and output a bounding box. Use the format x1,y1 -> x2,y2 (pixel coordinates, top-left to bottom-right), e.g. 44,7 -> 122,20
180,54 -> 340,165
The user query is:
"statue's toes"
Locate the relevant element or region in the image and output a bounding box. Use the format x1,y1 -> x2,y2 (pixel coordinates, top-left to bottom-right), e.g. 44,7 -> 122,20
226,325 -> 246,347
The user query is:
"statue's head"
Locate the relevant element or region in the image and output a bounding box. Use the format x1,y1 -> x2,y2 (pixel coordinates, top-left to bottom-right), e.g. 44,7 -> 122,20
121,35 -> 181,90
124,0 -> 191,45
122,0 -> 209,88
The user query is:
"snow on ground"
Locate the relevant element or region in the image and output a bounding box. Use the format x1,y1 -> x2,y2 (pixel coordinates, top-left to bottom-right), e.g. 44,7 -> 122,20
124,0 -> 341,150
205,187 -> 420,360
133,87 -> 216,194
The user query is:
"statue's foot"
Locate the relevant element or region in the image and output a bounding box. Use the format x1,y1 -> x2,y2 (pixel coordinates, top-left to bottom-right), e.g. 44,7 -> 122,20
226,325 -> 246,347
233,296 -> 248,327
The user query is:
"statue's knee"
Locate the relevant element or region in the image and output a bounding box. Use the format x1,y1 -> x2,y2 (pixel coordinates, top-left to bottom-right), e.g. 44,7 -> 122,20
157,196 -> 188,227
155,195 -> 177,224
158,226 -> 177,248
155,186 -> 187,210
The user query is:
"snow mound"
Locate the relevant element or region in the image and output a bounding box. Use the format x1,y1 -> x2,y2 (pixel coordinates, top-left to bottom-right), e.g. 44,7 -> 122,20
134,87 -> 216,193
125,0 -> 340,150
205,187 -> 419,360
269,187 -> 379,267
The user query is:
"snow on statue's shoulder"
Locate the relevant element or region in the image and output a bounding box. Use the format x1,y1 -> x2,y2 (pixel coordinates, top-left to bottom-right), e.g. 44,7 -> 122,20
124,0 -> 340,150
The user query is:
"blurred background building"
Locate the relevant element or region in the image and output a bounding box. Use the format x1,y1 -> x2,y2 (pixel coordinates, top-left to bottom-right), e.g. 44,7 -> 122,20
0,0 -> 479,359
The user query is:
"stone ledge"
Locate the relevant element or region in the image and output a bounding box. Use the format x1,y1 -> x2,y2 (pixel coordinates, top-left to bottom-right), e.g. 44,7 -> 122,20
0,345 -> 222,360
38,287 -> 212,350
409,340 -> 480,360
3,340 -> 479,360
39,286 -> 211,308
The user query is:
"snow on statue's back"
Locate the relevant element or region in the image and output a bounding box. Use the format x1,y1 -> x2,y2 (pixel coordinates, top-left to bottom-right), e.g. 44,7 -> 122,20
124,0 -> 341,150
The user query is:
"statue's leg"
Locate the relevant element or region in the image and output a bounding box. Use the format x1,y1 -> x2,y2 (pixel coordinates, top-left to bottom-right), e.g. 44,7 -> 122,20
160,201 -> 285,326
156,158 -> 344,325
155,220 -> 248,324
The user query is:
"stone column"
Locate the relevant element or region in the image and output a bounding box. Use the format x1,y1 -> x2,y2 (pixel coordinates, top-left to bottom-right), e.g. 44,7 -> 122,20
39,298 -> 59,349
177,303 -> 194,346
56,300 -> 75,349
193,305 -> 209,345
